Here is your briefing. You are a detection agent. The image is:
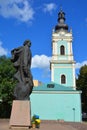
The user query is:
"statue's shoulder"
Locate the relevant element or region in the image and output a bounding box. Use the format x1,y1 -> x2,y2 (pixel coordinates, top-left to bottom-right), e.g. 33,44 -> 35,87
11,46 -> 23,53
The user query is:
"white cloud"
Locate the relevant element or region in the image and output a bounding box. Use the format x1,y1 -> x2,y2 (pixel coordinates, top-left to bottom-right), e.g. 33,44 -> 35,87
32,55 -> 87,71
0,0 -> 34,22
32,55 -> 87,70
31,55 -> 51,69
0,41 -> 8,56
43,3 -> 56,13
76,61 -> 87,69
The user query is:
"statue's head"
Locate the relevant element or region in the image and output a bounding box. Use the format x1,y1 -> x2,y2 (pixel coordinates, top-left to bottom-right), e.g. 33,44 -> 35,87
23,40 -> 31,47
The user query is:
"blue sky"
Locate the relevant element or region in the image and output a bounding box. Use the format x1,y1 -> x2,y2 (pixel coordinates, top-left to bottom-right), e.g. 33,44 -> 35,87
0,0 -> 87,83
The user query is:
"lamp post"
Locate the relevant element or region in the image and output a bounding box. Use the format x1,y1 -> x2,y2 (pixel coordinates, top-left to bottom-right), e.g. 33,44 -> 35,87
73,108 -> 75,122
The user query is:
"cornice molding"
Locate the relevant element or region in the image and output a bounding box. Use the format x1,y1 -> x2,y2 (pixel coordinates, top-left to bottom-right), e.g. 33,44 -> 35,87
32,91 -> 82,94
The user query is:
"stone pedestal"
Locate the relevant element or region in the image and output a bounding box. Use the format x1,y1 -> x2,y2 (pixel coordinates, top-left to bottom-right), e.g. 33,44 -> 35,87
9,100 -> 31,129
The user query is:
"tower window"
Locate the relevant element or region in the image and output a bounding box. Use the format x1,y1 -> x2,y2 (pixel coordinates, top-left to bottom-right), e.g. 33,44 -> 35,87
61,74 -> 66,84
60,45 -> 65,55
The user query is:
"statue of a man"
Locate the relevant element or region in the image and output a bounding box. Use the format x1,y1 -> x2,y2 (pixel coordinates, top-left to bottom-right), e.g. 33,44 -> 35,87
11,40 -> 33,100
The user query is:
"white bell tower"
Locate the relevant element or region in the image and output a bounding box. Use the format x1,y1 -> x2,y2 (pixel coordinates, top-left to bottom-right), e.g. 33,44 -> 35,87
50,9 -> 76,90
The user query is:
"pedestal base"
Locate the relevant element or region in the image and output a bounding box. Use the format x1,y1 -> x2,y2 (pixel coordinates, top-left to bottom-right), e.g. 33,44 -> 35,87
9,100 -> 31,129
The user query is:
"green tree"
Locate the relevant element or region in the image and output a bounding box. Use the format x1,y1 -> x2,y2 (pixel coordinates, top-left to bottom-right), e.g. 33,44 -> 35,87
0,56 -> 16,118
76,65 -> 87,113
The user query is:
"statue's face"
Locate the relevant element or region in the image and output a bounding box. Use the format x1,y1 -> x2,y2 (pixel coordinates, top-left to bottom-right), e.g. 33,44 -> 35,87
28,42 -> 31,47
23,40 -> 31,47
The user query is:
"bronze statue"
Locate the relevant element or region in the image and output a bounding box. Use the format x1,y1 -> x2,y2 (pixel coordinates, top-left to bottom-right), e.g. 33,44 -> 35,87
11,40 -> 33,100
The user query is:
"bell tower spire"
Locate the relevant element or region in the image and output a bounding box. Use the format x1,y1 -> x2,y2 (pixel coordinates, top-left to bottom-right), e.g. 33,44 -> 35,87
55,9 -> 68,32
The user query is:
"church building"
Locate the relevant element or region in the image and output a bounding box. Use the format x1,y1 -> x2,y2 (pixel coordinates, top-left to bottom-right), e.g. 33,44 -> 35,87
30,9 -> 82,122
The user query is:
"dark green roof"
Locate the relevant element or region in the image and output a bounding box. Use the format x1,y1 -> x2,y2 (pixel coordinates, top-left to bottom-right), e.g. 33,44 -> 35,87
33,82 -> 75,91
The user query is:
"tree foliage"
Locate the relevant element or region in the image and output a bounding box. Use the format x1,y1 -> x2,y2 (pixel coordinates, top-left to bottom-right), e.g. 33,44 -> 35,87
0,56 -> 16,118
76,65 -> 87,113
